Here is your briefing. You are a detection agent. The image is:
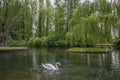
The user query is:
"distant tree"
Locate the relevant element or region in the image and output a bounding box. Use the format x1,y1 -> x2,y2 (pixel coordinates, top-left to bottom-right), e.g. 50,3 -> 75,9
0,0 -> 32,46
54,0 -> 65,32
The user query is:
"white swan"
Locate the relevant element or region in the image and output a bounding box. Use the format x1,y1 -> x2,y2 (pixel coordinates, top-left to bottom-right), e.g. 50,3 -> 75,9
42,62 -> 61,70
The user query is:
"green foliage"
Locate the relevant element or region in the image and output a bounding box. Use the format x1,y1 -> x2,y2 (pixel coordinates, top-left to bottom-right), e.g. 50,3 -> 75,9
33,37 -> 42,47
27,37 -> 36,47
27,35 -> 66,47
27,37 -> 42,47
1,0 -> 120,47
113,39 -> 120,46
66,32 -> 75,47
55,40 -> 66,47
9,40 -> 26,47
0,0 -> 32,46
27,35 -> 58,47
37,0 -> 53,37
45,34 -> 58,47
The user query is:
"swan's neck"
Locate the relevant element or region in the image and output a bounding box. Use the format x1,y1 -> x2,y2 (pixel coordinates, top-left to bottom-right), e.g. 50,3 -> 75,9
55,63 -> 59,69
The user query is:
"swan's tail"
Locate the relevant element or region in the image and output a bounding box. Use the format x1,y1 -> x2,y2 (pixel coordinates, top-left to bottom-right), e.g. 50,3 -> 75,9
41,63 -> 45,67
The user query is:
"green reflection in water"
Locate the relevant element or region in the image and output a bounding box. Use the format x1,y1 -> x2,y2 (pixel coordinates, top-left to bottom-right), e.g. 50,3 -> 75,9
0,48 -> 120,80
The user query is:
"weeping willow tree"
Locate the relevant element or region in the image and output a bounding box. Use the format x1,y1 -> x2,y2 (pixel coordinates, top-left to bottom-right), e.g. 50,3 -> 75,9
67,11 -> 98,47
66,1 -> 98,47
64,0 -> 80,31
66,0 -> 118,47
115,0 -> 120,38
95,0 -> 112,43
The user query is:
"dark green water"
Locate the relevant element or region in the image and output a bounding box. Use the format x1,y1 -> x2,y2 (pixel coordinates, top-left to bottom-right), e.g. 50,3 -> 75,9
0,48 -> 120,80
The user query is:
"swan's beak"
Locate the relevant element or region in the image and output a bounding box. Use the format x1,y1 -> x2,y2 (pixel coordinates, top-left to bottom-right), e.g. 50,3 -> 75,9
58,63 -> 62,68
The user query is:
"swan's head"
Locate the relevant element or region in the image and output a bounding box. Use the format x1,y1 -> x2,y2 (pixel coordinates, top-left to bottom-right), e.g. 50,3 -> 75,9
56,62 -> 61,69
56,62 -> 61,65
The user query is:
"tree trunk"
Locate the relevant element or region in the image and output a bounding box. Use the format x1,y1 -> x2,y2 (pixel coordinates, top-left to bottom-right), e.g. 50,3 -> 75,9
2,0 -> 9,46
3,26 -> 8,46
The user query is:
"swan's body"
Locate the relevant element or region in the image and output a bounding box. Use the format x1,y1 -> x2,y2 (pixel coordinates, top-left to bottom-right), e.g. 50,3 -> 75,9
42,62 -> 61,70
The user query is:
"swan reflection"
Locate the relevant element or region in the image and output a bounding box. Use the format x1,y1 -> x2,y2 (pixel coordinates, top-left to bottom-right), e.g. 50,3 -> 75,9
42,69 -> 61,76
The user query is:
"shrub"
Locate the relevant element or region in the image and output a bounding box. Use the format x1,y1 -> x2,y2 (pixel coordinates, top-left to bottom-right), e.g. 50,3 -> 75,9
33,37 -> 42,47
27,37 -> 42,47
45,34 -> 58,47
27,34 -> 67,47
113,39 -> 120,46
27,37 -> 35,47
55,39 -> 66,47
28,36 -> 58,47
9,40 -> 26,47
40,37 -> 47,47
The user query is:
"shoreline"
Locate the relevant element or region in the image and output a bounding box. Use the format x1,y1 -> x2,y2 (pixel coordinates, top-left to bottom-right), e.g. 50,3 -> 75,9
67,47 -> 112,53
0,47 -> 29,53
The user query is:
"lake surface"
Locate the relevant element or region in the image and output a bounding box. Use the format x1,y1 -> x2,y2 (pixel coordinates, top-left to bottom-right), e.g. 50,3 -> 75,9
0,48 -> 120,80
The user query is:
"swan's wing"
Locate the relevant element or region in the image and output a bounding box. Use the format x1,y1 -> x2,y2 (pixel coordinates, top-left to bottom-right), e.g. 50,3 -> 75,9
42,64 -> 48,69
42,63 -> 57,70
44,64 -> 56,70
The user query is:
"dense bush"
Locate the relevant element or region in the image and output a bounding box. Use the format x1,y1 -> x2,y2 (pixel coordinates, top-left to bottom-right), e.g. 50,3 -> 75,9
27,35 -> 67,47
9,40 -> 26,47
33,37 -> 42,47
40,37 -> 48,46
45,34 -> 58,47
27,37 -> 35,47
27,37 -> 42,47
27,35 -> 58,47
55,39 -> 66,47
113,39 -> 120,46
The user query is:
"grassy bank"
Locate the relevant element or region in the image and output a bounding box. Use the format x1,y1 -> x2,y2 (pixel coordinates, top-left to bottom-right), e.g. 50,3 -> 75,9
67,47 -> 112,53
0,47 -> 29,53
0,47 -> 28,50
